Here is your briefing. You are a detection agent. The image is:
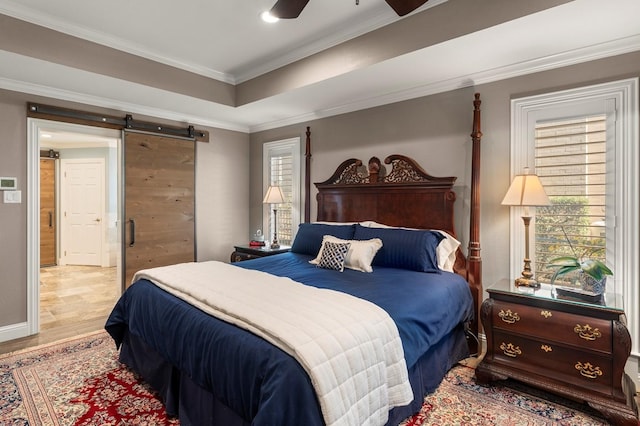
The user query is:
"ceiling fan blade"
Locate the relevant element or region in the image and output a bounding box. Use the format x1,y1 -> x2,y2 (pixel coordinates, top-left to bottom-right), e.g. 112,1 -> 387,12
269,0 -> 311,19
385,0 -> 429,16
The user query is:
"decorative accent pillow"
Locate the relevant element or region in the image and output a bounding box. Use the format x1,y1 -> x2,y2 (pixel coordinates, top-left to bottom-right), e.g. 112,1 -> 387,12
316,241 -> 351,272
290,223 -> 356,256
310,235 -> 383,273
353,224 -> 444,273
359,221 -> 460,272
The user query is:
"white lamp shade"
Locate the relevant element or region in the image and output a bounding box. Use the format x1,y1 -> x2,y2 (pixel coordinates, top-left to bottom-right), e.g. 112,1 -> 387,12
501,172 -> 550,206
263,185 -> 285,204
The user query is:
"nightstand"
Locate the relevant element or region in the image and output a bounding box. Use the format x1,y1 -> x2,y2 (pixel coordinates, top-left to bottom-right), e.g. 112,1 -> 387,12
476,279 -> 638,426
230,244 -> 290,262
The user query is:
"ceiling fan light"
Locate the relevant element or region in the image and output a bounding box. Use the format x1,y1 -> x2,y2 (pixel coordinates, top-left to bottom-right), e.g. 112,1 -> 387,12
261,10 -> 279,23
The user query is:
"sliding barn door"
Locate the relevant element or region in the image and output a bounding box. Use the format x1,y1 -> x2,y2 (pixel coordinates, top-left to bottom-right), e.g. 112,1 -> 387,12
124,132 -> 195,287
40,158 -> 56,266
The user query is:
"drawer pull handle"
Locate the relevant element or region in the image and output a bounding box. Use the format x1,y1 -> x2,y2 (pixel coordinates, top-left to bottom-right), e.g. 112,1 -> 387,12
540,310 -> 553,318
500,342 -> 522,358
541,344 -> 553,353
498,309 -> 520,324
575,361 -> 603,379
574,324 -> 602,341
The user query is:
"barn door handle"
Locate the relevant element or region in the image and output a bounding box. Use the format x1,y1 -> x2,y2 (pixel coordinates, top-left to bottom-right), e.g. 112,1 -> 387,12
48,211 -> 53,228
129,218 -> 136,247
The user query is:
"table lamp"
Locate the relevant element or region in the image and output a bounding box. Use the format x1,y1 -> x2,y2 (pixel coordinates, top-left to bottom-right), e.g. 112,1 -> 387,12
263,185 -> 285,249
501,168 -> 550,288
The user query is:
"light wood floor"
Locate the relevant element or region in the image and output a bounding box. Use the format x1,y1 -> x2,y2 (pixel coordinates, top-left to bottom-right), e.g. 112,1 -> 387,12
0,265 -> 121,355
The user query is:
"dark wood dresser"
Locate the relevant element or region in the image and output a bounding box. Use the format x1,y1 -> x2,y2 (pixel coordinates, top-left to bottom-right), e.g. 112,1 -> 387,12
230,244 -> 290,263
476,279 -> 638,425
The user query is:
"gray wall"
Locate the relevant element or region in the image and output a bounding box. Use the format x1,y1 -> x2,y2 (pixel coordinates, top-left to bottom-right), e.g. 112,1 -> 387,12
0,90 -> 249,330
250,50 -> 640,297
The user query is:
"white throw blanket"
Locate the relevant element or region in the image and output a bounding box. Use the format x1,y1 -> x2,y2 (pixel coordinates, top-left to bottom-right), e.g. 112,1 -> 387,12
133,261 -> 413,426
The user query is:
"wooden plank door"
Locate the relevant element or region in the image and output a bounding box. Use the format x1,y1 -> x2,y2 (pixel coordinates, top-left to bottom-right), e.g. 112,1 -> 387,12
40,158 -> 56,266
124,132 -> 195,287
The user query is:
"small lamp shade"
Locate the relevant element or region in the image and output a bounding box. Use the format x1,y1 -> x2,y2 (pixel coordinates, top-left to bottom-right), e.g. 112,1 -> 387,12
501,171 -> 550,207
263,185 -> 285,205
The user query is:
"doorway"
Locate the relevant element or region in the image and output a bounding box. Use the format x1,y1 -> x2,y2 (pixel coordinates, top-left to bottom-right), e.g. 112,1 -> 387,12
29,119 -> 122,336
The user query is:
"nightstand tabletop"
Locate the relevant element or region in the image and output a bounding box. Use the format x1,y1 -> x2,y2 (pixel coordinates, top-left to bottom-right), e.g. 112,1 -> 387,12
488,278 -> 624,313
233,245 -> 291,255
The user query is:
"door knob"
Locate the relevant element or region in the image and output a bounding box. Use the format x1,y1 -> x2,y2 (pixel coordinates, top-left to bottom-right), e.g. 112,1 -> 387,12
94,218 -> 101,222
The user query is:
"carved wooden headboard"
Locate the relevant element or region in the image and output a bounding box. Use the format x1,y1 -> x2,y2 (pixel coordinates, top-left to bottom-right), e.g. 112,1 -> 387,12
303,94 -> 483,352
315,154 -> 458,235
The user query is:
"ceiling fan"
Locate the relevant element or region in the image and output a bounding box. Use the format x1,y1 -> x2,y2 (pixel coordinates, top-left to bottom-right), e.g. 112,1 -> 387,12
268,0 -> 430,19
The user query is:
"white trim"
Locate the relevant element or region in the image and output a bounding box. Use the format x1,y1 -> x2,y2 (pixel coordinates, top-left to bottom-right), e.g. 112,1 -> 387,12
0,322 -> 30,343
26,119 -> 40,336
24,119 -> 122,340
2,33 -> 639,135
262,138 -> 302,243
510,78 -> 639,356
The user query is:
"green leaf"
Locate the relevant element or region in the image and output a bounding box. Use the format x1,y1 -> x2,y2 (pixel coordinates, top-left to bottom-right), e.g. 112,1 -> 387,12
580,259 -> 613,281
547,256 -> 580,268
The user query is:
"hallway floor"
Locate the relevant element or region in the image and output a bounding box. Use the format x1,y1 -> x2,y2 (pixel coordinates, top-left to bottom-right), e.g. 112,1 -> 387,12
0,265 -> 120,355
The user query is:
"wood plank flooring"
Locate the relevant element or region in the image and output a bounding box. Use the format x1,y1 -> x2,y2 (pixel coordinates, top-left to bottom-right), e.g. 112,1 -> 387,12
0,265 -> 120,355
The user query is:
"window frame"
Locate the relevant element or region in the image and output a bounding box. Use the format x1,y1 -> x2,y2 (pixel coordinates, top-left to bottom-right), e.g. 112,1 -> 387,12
262,137 -> 301,246
509,78 -> 638,354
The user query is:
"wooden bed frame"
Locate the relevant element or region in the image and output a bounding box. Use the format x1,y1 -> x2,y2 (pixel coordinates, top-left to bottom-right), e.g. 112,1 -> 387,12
302,93 -> 483,354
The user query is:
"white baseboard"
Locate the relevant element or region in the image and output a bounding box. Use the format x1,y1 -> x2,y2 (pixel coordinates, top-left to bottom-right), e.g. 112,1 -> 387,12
0,321 -> 31,343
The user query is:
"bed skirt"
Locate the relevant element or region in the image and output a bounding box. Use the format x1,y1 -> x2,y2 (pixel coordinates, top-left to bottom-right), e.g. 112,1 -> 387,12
116,323 -> 469,426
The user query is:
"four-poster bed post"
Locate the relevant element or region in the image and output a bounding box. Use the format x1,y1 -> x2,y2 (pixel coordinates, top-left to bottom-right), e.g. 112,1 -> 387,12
301,93 -> 483,355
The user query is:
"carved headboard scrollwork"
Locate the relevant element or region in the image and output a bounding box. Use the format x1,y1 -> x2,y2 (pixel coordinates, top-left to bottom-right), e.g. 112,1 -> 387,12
315,154 -> 458,236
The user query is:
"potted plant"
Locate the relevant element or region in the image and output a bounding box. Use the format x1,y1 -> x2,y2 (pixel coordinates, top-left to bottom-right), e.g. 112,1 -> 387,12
547,228 -> 612,295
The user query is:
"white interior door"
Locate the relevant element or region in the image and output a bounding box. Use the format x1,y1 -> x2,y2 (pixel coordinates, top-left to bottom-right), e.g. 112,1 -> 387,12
61,158 -> 105,266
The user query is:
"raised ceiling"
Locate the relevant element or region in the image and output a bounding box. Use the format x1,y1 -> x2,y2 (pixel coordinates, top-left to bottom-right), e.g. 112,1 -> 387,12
1,0 -> 639,132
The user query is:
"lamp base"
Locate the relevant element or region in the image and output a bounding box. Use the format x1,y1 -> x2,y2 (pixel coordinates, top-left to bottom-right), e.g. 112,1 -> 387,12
270,242 -> 280,249
514,276 -> 540,288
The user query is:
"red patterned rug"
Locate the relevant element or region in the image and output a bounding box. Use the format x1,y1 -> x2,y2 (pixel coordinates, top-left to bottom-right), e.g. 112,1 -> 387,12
1,330 -> 609,425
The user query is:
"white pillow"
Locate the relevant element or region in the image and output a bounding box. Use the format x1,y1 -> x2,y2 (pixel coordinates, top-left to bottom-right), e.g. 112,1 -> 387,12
358,221 -> 460,273
310,235 -> 383,273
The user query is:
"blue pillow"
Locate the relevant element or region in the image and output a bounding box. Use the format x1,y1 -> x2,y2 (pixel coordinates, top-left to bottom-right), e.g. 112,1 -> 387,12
353,224 -> 444,273
290,223 -> 356,256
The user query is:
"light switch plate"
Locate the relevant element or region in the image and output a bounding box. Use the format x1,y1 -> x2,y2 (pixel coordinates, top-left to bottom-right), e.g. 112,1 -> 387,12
3,190 -> 21,203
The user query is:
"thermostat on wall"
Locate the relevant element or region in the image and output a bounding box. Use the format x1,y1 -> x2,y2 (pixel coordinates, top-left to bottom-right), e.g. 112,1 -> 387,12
0,177 -> 17,190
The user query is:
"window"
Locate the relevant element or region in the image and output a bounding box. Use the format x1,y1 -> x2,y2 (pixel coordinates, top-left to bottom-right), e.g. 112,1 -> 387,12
534,115 -> 608,286
510,79 -> 638,353
263,138 -> 301,246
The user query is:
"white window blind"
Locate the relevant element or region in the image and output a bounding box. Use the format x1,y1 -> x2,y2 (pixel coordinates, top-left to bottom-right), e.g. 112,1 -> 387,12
263,138 -> 301,246
269,153 -> 293,245
534,115 -> 607,286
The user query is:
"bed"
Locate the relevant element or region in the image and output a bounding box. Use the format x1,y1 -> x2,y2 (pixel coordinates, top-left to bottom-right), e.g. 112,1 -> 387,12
105,93 -> 484,426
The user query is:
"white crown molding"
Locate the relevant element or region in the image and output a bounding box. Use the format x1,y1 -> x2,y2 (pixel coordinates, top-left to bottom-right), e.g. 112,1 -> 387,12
0,2 -> 235,84
0,76 -> 250,133
1,32 -> 638,135
233,0 -> 449,83
0,0 -> 447,86
249,34 -> 640,132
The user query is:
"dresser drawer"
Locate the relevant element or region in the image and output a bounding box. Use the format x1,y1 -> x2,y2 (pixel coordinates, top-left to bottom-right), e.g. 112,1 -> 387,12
492,330 -> 614,395
492,300 -> 612,353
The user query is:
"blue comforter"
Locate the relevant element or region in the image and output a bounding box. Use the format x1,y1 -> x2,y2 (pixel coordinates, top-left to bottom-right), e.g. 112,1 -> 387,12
105,253 -> 473,425
238,253 -> 474,368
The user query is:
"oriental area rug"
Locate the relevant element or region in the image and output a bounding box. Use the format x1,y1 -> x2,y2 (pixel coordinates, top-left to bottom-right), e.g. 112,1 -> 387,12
1,330 -> 609,425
